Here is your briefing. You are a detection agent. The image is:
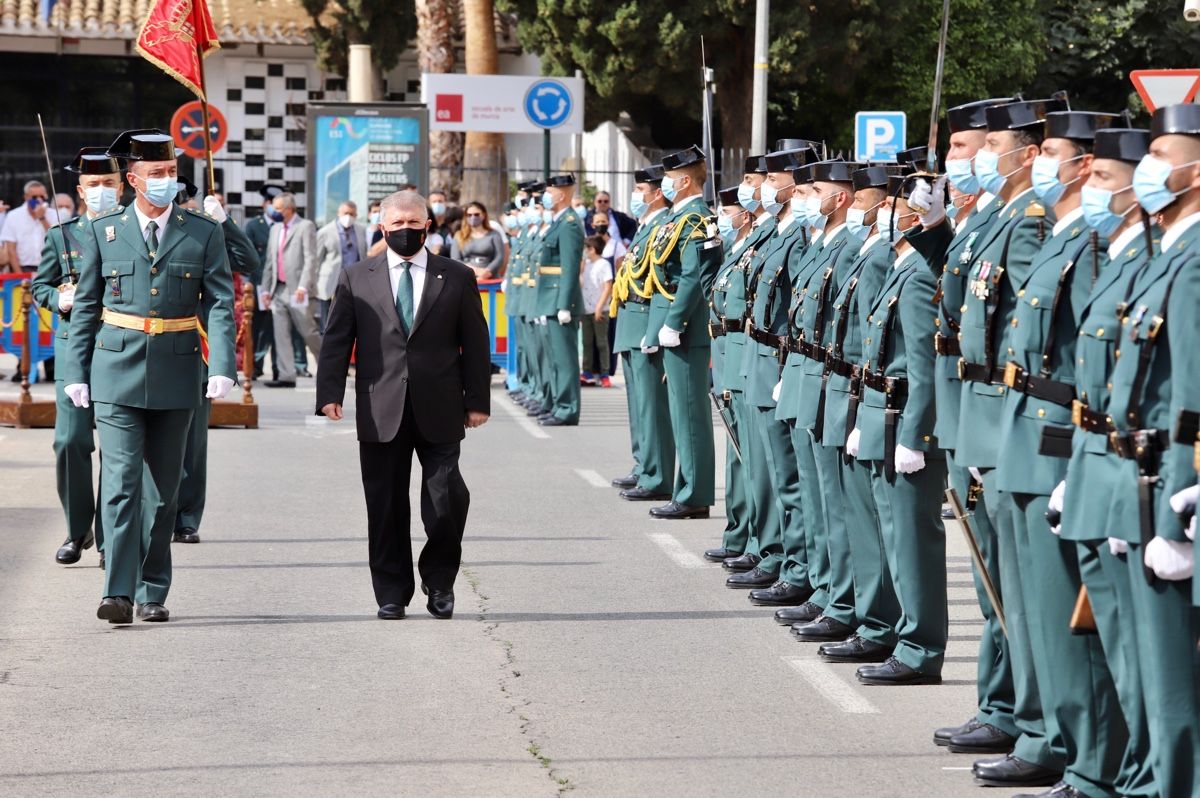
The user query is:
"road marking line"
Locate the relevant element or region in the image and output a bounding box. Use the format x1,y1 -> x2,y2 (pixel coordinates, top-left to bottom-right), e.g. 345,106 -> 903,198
574,468 -> 609,488
941,767 -> 973,771
783,658 -> 879,715
497,400 -> 551,440
304,416 -> 328,426
647,532 -> 710,569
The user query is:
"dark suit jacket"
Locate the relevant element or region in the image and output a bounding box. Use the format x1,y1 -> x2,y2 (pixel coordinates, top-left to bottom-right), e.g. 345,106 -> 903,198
316,251 -> 492,444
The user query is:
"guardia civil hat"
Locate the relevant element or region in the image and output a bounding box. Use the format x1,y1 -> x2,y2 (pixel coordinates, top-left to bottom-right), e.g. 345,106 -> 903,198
1150,103 -> 1200,139
896,146 -> 929,171
176,175 -> 199,199
65,147 -> 121,175
718,186 -> 740,206
887,173 -> 919,199
635,165 -> 665,184
106,129 -> 182,161
743,155 -> 768,174
1045,111 -> 1120,142
765,148 -> 813,173
523,180 -> 546,193
1093,129 -> 1151,163
662,145 -> 706,170
985,98 -> 1069,132
851,165 -> 893,191
947,98 -> 1015,134
259,183 -> 287,200
546,174 -> 576,187
775,138 -> 820,153
812,160 -> 865,183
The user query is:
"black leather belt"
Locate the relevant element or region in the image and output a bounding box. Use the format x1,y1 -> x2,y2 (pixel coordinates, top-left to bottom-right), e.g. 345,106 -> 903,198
934,333 -> 961,356
1108,428 -> 1170,460
1072,400 -> 1113,435
748,327 -> 784,350
1002,362 -> 1075,407
788,337 -> 820,359
824,350 -> 853,378
958,360 -> 1005,384
708,318 -> 738,338
623,293 -> 650,306
861,372 -> 909,404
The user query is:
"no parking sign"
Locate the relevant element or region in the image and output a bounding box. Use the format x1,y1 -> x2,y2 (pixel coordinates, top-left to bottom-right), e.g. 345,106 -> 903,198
171,101 -> 228,158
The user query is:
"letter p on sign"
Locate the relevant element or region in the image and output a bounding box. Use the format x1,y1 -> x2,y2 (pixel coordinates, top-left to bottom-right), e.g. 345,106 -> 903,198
855,112 -> 907,162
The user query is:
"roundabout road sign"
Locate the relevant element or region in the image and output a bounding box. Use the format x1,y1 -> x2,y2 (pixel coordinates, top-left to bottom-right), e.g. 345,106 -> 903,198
523,80 -> 573,130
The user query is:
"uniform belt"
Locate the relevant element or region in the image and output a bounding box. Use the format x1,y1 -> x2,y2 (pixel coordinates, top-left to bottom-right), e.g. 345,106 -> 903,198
102,309 -> 198,335
748,326 -> 784,350
934,333 -> 961,356
861,372 -> 909,406
539,266 -> 562,275
1072,400 -> 1113,434
708,318 -> 737,338
1002,362 -> 1075,407
958,360 -> 1005,385
788,337 -> 819,359
624,293 -> 650,306
1108,428 -> 1170,460
824,350 -> 853,378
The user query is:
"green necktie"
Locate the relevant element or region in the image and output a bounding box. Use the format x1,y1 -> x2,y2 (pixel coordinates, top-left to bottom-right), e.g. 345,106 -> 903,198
395,260 -> 414,332
146,220 -> 159,257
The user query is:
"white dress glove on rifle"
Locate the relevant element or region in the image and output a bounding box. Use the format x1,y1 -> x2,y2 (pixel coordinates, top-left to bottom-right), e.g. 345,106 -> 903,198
1170,485 -> 1199,541
557,309 -> 572,325
658,325 -> 682,348
1144,536 -> 1194,580
772,380 -> 782,403
1107,538 -> 1129,556
64,383 -> 89,408
894,444 -> 925,475
203,195 -> 228,223
206,375 -> 236,400
1048,479 -> 1066,535
911,176 -> 947,227
57,287 -> 75,313
845,428 -> 861,457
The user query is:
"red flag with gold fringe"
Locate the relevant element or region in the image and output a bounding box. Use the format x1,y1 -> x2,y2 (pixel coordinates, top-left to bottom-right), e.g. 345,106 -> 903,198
135,0 -> 220,100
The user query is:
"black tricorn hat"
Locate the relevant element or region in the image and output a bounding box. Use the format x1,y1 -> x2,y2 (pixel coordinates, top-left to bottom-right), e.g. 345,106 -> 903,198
662,145 -> 706,170
718,186 -> 740,206
1150,103 -> 1200,139
65,146 -> 121,175
765,147 -> 814,173
259,183 -> 287,201
896,146 -> 929,170
812,160 -> 863,183
106,129 -> 182,161
523,180 -> 546,194
743,154 -> 768,174
986,99 -> 1069,132
886,174 -> 918,199
793,162 -> 819,184
517,180 -> 537,191
1093,128 -> 1151,163
176,175 -> 199,199
1045,111 -> 1120,142
547,173 -> 576,187
635,165 -> 665,184
503,201 -> 518,213
851,165 -> 892,191
774,138 -> 819,152
947,98 -> 1015,134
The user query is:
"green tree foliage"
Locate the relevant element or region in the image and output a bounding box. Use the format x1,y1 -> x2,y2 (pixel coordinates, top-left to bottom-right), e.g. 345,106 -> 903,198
300,0 -> 418,77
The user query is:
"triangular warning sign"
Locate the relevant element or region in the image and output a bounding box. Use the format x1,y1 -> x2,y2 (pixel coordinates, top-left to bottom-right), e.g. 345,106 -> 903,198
1131,69 -> 1200,113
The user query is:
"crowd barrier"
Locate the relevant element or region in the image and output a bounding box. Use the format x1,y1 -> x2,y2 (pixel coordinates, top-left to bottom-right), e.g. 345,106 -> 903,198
477,279 -> 518,381
0,273 -> 54,382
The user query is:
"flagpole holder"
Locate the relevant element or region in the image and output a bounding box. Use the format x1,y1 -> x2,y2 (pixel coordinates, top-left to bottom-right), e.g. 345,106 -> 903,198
209,282 -> 258,429
0,280 -> 56,429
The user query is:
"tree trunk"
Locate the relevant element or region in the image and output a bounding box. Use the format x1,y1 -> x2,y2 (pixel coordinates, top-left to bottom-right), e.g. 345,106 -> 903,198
715,28 -> 754,155
461,0 -> 507,216
416,0 -> 463,198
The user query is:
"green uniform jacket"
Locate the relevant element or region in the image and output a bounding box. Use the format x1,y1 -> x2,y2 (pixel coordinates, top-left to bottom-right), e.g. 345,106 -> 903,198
31,216 -> 87,372
722,217 -> 777,392
774,229 -> 826,421
645,196 -> 722,347
792,225 -> 856,432
994,213 -> 1098,495
505,228 -> 527,319
613,212 -> 668,353
743,219 -> 806,408
856,248 -> 940,461
61,203 -> 237,408
535,209 -> 584,316
243,214 -> 271,280
710,236 -> 749,393
520,226 -> 545,321
956,189 -> 1054,468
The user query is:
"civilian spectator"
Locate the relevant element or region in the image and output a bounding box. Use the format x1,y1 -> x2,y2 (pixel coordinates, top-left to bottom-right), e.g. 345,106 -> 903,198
259,192 -> 322,387
428,189 -> 453,254
579,235 -> 614,387
585,190 -> 637,243
1,181 -> 52,272
315,200 -> 368,333
590,211 -> 627,263
367,199 -> 383,246
450,201 -> 507,280
51,193 -> 76,225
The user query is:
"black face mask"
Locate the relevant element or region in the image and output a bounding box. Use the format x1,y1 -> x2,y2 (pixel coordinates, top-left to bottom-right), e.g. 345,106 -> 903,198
594,225 -> 608,235
384,227 -> 426,257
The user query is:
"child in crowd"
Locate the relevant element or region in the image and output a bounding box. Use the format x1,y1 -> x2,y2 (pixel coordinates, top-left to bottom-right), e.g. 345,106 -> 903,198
580,235 -> 614,387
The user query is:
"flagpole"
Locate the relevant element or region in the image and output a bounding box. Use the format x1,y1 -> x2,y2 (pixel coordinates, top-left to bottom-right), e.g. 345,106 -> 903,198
196,43 -> 217,195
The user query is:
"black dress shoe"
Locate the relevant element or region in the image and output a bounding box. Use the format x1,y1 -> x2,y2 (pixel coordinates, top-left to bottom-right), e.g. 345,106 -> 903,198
55,529 -> 95,564
1012,781 -> 1085,798
377,603 -> 406,620
948,722 -> 1016,754
933,717 -> 982,747
540,416 -> 575,427
264,380 -> 296,388
725,566 -> 777,589
748,580 -> 811,606
722,552 -> 759,572
525,405 -> 546,416
173,527 -> 201,544
621,486 -> 672,501
611,472 -> 639,489
774,601 -> 823,625
856,656 -> 941,685
136,603 -> 170,622
422,584 -> 454,619
972,755 -> 1062,788
96,596 -> 133,625
649,501 -> 710,520
819,635 -> 892,663
296,368 -> 313,378
942,505 -> 956,519
703,547 -> 742,562
792,615 -> 855,642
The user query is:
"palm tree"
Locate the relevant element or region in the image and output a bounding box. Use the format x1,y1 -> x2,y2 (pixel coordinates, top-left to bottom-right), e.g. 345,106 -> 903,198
461,0 -> 507,214
416,0 -> 463,197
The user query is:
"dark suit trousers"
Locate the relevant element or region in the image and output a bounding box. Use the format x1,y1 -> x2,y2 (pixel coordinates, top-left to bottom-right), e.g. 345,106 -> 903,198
359,400 -> 470,607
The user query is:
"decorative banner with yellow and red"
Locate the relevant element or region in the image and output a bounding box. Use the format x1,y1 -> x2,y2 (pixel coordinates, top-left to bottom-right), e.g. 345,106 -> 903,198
135,0 -> 220,100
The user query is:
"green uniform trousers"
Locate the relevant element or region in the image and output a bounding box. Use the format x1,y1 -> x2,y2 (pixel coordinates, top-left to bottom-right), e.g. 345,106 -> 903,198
756,406 -> 803,582
53,383 -> 104,548
1077,543 -> 1156,798
95,402 -> 193,605
814,440 -> 855,627
838,456 -> 897,646
544,319 -> 580,423
532,320 -> 553,409
629,349 -> 674,495
947,458 -> 1016,737
662,345 -> 714,507
720,402 -> 751,554
793,427 -> 828,605
619,352 -> 644,480
730,392 -> 769,559
871,457 -> 948,675
175,387 -> 210,533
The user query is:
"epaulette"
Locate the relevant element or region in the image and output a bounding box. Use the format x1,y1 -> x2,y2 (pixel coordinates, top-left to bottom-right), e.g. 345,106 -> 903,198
563,211 -> 577,225
1025,202 -> 1046,218
90,205 -> 123,222
185,207 -> 219,225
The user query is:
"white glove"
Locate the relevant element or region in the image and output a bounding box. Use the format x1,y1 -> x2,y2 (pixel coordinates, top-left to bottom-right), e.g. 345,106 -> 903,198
658,325 -> 682,348
845,428 -> 861,457
64,383 -> 90,408
1107,538 -> 1129,556
1048,480 -> 1066,514
57,287 -> 75,312
915,176 -> 948,227
1170,485 -> 1199,541
203,195 -> 228,223
907,177 -> 935,215
557,309 -> 572,325
1144,536 -> 1194,581
772,380 -> 782,403
894,443 -> 926,475
639,336 -> 659,354
968,466 -> 983,483
206,375 -> 236,400
537,316 -> 548,326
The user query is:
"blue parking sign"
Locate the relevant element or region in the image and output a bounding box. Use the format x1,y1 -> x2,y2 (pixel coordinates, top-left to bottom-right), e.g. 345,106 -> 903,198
855,112 -> 907,162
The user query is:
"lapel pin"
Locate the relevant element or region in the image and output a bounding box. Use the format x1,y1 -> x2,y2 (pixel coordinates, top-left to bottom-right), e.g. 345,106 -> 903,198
176,214 -> 185,222
121,215 -> 129,222
105,226 -> 116,241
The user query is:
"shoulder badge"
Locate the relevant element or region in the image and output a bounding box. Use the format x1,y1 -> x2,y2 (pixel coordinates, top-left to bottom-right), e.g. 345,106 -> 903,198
92,205 -> 123,221
1025,202 -> 1046,218
184,207 -> 218,224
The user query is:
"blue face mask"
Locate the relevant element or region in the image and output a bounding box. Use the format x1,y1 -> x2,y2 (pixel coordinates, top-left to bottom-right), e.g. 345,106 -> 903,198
431,202 -> 446,217
84,185 -> 118,215
945,201 -> 961,221
629,191 -> 648,219
139,175 -> 177,208
542,210 -> 553,225
661,176 -> 678,203
1133,154 -> 1199,214
760,181 -> 786,215
266,207 -> 284,223
541,193 -> 554,210
1081,184 -> 1135,237
504,215 -> 519,230
844,207 -> 870,239
945,158 -> 980,194
875,205 -> 895,239
1031,154 -> 1085,206
737,182 -> 760,213
976,145 -> 1029,197
717,213 -> 737,242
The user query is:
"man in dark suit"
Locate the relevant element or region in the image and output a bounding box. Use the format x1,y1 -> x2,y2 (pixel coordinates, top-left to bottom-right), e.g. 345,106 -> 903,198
316,190 -> 492,621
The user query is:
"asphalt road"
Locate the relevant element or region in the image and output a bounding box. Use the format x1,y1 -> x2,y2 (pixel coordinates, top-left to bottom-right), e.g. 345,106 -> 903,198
0,356 -> 988,797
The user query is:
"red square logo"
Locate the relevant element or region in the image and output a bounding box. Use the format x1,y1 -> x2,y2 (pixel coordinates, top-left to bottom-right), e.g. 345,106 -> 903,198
435,93 -> 463,123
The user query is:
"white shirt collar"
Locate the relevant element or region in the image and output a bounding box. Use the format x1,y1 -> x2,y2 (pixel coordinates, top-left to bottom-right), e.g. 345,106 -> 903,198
1052,206 -> 1085,237
386,243 -> 429,270
134,201 -> 173,239
858,231 -> 882,255
977,192 -> 997,211
554,206 -> 571,221
1160,211 -> 1200,252
1107,224 -> 1144,260
731,235 -> 748,254
753,212 -> 772,227
893,247 -> 918,269
1007,186 -> 1036,207
776,214 -> 796,234
643,207 -> 668,224
822,223 -> 846,247
809,229 -> 824,245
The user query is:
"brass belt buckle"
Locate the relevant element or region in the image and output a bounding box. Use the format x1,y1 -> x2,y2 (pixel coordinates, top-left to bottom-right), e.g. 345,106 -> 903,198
142,317 -> 164,335
957,358 -> 968,381
1072,399 -> 1084,428
1003,361 -> 1020,389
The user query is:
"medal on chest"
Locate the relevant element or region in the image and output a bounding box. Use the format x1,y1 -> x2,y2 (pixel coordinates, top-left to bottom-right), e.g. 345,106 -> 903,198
971,260 -> 996,301
959,231 -> 979,266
